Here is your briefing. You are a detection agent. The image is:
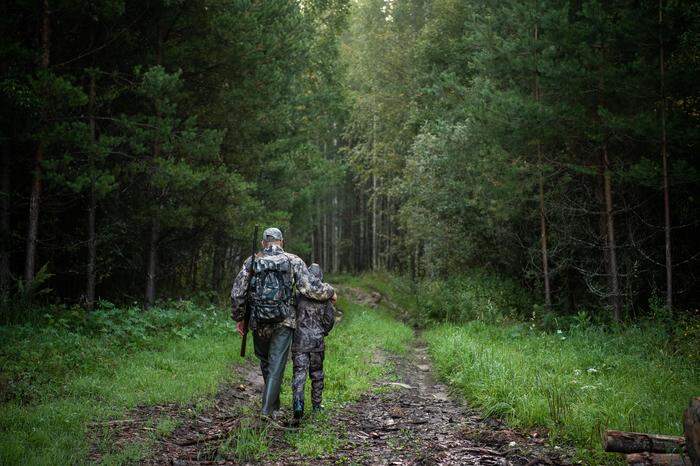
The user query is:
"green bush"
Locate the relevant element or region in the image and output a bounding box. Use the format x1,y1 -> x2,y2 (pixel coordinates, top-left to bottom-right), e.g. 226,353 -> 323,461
341,269 -> 534,326
417,270 -> 534,324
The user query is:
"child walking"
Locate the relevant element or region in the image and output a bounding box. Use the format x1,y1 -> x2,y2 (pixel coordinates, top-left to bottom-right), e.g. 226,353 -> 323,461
291,263 -> 335,421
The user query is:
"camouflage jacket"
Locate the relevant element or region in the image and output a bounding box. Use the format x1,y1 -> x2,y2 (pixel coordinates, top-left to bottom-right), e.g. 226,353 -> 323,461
230,244 -> 334,330
292,295 -> 335,353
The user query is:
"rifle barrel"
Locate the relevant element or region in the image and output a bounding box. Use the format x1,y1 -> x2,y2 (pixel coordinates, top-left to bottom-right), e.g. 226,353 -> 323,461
239,225 -> 259,358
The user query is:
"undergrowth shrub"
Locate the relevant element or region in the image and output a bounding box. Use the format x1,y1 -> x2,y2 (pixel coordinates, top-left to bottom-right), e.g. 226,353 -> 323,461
394,269 -> 535,325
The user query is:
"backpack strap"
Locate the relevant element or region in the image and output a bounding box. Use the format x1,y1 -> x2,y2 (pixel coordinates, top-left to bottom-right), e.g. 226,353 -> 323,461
281,253 -> 296,306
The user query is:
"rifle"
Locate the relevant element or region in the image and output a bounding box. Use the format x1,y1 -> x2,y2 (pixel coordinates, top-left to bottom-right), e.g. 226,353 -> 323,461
240,225 -> 259,358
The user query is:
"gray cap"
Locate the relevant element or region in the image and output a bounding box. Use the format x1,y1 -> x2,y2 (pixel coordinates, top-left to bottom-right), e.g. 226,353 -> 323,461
309,263 -> 323,280
263,227 -> 283,242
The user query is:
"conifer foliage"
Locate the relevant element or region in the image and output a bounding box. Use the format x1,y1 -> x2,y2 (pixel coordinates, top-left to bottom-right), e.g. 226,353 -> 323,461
1,0 -> 350,309
1,0 -> 698,316
338,0 -> 700,316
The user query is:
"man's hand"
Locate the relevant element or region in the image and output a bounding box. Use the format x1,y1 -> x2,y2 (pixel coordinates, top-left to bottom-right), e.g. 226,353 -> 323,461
330,291 -> 338,304
236,320 -> 247,337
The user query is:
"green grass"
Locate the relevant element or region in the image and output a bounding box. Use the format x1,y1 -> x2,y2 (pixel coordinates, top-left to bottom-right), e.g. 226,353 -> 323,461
98,440 -> 153,466
319,295 -> 413,402
343,271 -> 699,464
331,270 -> 533,326
0,302 -> 245,465
284,419 -> 340,457
0,286 -> 414,465
155,417 -> 180,437
426,322 -> 699,464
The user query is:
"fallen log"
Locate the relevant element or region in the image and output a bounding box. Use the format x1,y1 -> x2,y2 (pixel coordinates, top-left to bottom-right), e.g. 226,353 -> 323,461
625,452 -> 691,466
604,430 -> 686,454
684,397 -> 700,466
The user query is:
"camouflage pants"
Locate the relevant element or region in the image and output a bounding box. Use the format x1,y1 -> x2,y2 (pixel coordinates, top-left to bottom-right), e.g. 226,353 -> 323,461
291,351 -> 324,408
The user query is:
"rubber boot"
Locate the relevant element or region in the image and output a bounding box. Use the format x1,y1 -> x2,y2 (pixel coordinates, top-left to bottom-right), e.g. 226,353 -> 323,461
259,327 -> 293,416
293,398 -> 304,420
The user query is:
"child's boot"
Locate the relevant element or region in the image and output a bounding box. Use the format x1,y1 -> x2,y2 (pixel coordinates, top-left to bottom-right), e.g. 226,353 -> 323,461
293,397 -> 304,421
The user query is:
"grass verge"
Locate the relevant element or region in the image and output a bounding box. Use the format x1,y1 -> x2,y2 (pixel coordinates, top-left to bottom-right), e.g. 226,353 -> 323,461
344,271 -> 699,464
0,301 -> 244,465
426,322 -> 699,463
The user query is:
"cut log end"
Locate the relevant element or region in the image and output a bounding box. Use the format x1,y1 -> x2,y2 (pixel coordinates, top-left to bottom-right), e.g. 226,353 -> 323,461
625,452 -> 691,466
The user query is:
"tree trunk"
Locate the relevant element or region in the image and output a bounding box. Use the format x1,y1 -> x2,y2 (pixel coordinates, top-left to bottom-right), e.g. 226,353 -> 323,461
145,20 -> 163,308
659,0 -> 672,311
604,430 -> 685,454
190,248 -> 198,291
333,190 -> 339,273
145,217 -> 159,308
0,138 -> 10,296
596,42 -> 621,321
359,190 -> 365,270
386,198 -> 392,270
86,73 -> 97,310
371,109 -> 379,271
372,172 -> 378,271
211,242 -> 223,292
330,190 -> 336,272
315,196 -> 321,263
25,156 -> 41,287
323,208 -> 328,268
597,165 -> 610,273
25,0 -> 51,289
534,23 -> 551,309
538,164 -> 551,308
310,227 -> 316,264
411,242 -> 418,282
602,143 -> 621,320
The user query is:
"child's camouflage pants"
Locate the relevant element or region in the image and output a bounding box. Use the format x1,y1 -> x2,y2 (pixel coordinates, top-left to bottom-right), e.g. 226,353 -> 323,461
291,351 -> 324,407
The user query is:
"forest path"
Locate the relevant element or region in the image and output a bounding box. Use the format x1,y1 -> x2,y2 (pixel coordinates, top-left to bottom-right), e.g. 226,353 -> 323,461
283,334 -> 576,465
91,288 -> 576,465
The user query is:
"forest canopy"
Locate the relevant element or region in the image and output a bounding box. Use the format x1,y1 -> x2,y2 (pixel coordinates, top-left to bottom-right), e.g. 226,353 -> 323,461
1,0 -> 698,320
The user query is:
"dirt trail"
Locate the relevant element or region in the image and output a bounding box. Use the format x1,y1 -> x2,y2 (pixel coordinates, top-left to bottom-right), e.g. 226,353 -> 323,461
90,287 -> 577,465
308,343 -> 575,465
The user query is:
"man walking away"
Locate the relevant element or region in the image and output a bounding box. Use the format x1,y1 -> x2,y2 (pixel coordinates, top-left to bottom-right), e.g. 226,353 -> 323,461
291,263 -> 336,422
231,227 -> 336,418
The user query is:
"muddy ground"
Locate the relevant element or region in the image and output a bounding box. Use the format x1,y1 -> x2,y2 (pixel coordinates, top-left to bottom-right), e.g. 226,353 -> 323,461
89,290 -> 579,465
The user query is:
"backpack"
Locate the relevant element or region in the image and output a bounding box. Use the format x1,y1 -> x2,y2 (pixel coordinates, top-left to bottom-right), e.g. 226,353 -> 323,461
250,254 -> 294,324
